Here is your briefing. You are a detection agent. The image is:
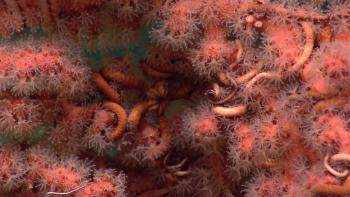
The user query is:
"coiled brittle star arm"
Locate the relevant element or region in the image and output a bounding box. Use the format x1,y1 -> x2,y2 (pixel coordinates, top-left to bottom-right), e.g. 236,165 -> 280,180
324,154 -> 349,178
313,96 -> 347,112
331,153 -> 350,162
141,62 -> 172,78
93,72 -> 121,103
289,22 -> 314,72
101,67 -> 148,90
245,72 -> 280,90
213,105 -> 247,117
44,184 -> 87,196
128,100 -> 158,131
313,176 -> 350,195
103,101 -> 127,142
314,153 -> 350,195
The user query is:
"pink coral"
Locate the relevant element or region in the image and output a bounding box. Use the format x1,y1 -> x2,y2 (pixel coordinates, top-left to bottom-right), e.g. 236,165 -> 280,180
0,146 -> 27,191
0,40 -> 92,100
303,41 -> 350,96
191,26 -> 238,77
151,0 -> 201,50
76,169 -> 126,197
37,156 -> 91,193
263,22 -> 304,69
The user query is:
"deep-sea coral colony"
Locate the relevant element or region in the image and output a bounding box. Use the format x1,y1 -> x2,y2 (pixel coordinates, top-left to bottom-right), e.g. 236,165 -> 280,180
0,0 -> 349,197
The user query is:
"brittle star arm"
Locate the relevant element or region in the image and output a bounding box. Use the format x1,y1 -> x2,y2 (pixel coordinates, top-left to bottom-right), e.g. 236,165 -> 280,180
44,184 -> 87,196
324,153 -> 349,177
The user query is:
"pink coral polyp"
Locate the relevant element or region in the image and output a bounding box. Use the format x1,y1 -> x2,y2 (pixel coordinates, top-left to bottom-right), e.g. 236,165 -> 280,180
194,117 -> 218,137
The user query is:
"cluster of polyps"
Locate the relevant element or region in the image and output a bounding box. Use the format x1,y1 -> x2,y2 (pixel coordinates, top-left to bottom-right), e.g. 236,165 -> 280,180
0,40 -> 92,99
146,0 -> 350,196
0,145 -> 127,196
